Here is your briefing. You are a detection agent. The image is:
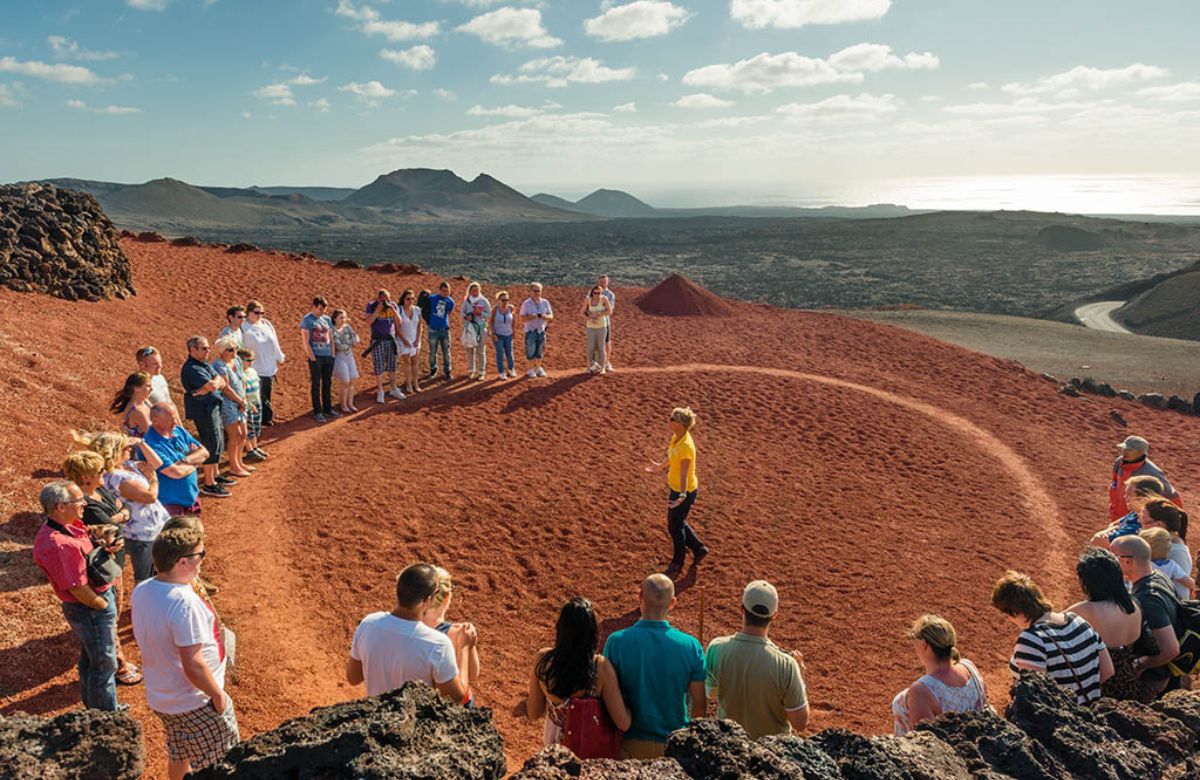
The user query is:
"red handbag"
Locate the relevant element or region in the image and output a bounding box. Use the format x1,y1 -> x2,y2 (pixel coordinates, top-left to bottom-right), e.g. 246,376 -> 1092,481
560,697 -> 623,759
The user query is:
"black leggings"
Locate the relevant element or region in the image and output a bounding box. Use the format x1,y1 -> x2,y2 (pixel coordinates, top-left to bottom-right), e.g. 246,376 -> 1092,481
667,489 -> 704,565
259,374 -> 275,425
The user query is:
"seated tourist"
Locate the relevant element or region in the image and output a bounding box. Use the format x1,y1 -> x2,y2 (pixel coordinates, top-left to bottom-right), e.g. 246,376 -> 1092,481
110,371 -> 153,437
527,597 -> 631,745
706,580 -> 809,739
420,566 -> 479,707
1140,499 -> 1193,585
1092,475 -> 1165,549
1067,547 -> 1147,701
892,614 -> 989,735
1141,527 -> 1195,599
992,570 -> 1112,704
346,563 -> 474,702
1112,534 -> 1184,701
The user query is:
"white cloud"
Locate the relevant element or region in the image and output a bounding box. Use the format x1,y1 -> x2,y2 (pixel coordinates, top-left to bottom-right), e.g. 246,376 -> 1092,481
491,56 -> 636,88
335,0 -> 439,40
827,43 -> 938,73
468,103 -> 543,117
683,52 -> 859,94
381,45 -> 437,70
334,0 -> 376,21
614,101 -> 638,113
127,0 -> 167,10
288,74 -> 327,86
1002,63 -> 1168,98
241,111 -> 252,119
311,97 -> 332,112
434,88 -> 457,99
673,93 -> 734,109
967,81 -> 988,90
584,1 -> 693,42
777,92 -> 898,121
48,35 -> 119,62
66,98 -> 141,114
731,0 -> 891,30
457,8 -> 562,49
1137,82 -> 1200,102
698,115 -> 770,127
0,84 -> 19,108
657,73 -> 669,81
339,80 -> 396,98
252,74 -> 325,106
942,97 -> 1100,117
0,56 -> 102,85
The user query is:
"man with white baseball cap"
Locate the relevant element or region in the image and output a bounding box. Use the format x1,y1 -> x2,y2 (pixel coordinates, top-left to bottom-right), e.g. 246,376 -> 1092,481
705,580 -> 809,739
1109,435 -> 1181,521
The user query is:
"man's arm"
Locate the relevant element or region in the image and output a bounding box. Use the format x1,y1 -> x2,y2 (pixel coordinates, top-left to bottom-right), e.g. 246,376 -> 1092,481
300,328 -> 315,361
179,643 -> 227,712
785,704 -> 810,733
66,584 -> 107,610
688,680 -> 706,719
346,657 -> 364,686
1139,624 -> 1181,670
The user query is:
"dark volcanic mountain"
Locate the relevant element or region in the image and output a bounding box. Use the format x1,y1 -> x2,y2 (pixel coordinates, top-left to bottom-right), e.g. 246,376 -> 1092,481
574,188 -> 656,217
344,168 -> 573,220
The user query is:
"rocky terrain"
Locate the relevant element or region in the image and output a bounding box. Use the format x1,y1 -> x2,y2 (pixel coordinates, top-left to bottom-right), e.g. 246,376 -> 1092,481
0,706 -> 144,779
0,183 -> 134,302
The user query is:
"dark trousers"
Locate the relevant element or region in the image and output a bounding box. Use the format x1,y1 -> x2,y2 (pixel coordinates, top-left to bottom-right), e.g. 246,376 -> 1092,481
259,374 -> 275,425
308,356 -> 334,414
667,489 -> 704,565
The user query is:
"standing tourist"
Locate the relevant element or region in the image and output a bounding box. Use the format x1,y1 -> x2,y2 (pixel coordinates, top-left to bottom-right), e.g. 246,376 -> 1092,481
1112,534 -> 1185,700
132,518 -> 239,779
426,282 -> 456,381
490,291 -> 516,379
136,345 -> 172,406
211,337 -> 251,479
520,282 -> 554,379
238,349 -> 268,462
396,289 -> 423,395
1110,435 -> 1182,521
300,296 -> 336,422
1067,547 -> 1147,700
602,574 -> 705,758
991,570 -> 1112,704
33,480 -> 123,711
891,615 -> 989,735
364,290 -> 405,404
85,431 -> 170,583
144,403 -> 208,516
180,336 -> 230,498
218,306 -> 246,348
706,580 -> 809,739
111,371 -> 153,437
331,308 -> 362,412
645,406 -> 708,576
240,300 -> 285,427
346,563 -> 475,702
599,275 -> 615,372
461,282 -> 491,381
581,284 -> 612,374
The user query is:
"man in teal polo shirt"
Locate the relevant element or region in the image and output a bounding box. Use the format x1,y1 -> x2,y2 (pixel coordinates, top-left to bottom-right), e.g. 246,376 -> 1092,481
602,574 -> 705,758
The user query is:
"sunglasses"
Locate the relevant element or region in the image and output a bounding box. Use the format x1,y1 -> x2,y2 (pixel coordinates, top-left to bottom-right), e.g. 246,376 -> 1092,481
180,550 -> 207,561
233,315 -> 246,320
250,309 -> 264,315
136,347 -> 158,358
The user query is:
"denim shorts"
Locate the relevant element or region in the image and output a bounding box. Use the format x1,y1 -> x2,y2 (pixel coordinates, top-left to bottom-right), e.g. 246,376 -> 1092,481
525,330 -> 546,360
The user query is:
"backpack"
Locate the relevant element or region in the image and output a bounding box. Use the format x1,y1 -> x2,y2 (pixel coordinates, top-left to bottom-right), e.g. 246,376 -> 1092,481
1146,573 -> 1200,676
417,290 -> 432,325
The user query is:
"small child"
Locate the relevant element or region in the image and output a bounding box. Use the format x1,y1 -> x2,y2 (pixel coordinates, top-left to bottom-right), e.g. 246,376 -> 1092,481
238,348 -> 268,462
1140,527 -> 1195,599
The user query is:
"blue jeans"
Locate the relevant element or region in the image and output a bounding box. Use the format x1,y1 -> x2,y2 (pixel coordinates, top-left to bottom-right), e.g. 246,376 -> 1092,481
126,539 -> 155,582
525,330 -> 546,360
60,587 -> 118,710
494,334 -> 514,373
428,328 -> 451,374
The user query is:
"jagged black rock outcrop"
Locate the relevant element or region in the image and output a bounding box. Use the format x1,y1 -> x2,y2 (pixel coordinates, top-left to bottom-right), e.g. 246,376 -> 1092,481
0,707 -> 144,780
811,728 -> 972,780
514,744 -> 689,779
192,683 -> 505,779
0,183 -> 134,301
915,709 -> 1069,779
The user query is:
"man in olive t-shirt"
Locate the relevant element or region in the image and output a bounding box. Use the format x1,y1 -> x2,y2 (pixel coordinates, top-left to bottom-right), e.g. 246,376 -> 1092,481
706,580 -> 809,740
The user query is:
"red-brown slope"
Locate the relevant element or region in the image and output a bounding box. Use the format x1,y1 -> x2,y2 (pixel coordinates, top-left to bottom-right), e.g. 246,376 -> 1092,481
1,241 -> 1198,779
634,274 -> 734,317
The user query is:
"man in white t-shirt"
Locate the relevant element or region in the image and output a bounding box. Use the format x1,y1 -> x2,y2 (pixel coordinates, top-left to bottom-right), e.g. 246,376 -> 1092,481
518,282 -> 554,379
132,517 -> 238,779
347,562 -> 476,703
136,345 -> 173,406
598,275 -> 615,373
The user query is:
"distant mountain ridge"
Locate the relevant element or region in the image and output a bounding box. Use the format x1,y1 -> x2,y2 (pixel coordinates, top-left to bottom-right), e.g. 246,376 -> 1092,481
532,188 -> 917,219
531,189 -> 655,217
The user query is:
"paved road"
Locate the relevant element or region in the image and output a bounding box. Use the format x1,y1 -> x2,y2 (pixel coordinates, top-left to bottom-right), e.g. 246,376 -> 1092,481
1074,301 -> 1131,333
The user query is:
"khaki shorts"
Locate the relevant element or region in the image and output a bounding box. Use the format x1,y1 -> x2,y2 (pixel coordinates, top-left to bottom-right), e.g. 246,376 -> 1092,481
156,696 -> 240,769
621,738 -> 667,759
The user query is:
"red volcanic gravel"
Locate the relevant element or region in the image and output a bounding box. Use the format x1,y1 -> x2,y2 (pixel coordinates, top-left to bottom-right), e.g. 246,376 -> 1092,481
1,240 -> 1199,778
634,274 -> 735,317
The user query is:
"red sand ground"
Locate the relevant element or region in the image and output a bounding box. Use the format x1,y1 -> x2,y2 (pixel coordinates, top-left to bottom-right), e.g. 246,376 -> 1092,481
2,241 -> 1199,778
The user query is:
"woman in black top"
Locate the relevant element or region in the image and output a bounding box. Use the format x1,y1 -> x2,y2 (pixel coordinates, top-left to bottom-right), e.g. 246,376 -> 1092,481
62,450 -> 142,685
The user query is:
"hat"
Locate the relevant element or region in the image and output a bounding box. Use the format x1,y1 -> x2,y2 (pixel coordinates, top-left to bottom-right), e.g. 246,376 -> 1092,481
1118,435 -> 1149,452
742,580 -> 779,618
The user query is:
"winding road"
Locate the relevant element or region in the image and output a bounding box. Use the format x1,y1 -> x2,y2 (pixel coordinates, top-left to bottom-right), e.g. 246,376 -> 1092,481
1074,300 -> 1131,333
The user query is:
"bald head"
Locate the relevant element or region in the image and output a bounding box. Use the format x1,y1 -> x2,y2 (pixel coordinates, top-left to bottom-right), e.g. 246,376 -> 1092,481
150,401 -> 178,433
640,574 -> 676,619
1112,534 -> 1153,580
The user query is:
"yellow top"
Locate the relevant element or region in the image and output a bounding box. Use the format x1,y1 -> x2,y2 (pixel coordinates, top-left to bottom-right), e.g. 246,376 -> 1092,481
667,432 -> 698,493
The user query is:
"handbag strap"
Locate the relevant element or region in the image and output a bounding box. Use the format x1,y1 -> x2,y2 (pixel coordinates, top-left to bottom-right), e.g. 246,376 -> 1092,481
1035,617 -> 1086,695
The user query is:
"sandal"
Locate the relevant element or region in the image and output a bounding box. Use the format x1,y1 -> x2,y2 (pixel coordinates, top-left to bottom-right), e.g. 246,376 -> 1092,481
116,664 -> 143,686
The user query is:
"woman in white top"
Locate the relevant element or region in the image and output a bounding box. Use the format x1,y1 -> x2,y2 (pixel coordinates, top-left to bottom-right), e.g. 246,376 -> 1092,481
396,289 -> 423,395
489,291 -> 516,379
892,614 -> 989,735
240,300 -> 285,427
1141,499 -> 1193,580
461,282 -> 491,381
580,284 -> 613,375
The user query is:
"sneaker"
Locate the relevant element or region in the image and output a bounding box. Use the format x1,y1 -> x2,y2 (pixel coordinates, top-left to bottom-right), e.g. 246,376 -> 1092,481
314,413 -> 328,423
509,370 -> 519,379
244,450 -> 265,463
252,448 -> 269,459
443,373 -> 452,381
475,374 -> 485,382
426,370 -> 438,381
527,369 -> 537,378
376,391 -> 386,403
389,387 -> 406,400
536,367 -> 547,377
327,409 -> 342,418
588,363 -> 599,374
693,547 -> 709,565
201,484 -> 231,498
215,474 -> 237,486
599,366 -> 607,375
605,362 -> 614,372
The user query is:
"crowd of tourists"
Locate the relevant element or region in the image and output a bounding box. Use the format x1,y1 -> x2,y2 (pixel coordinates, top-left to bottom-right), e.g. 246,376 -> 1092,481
27,270 -> 1200,774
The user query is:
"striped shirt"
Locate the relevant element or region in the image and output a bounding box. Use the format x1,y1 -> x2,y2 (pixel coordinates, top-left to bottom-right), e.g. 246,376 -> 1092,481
1009,612 -> 1105,704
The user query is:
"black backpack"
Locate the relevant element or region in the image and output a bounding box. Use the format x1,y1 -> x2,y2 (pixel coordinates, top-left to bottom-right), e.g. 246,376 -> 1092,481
416,290 -> 432,325
1145,572 -> 1200,676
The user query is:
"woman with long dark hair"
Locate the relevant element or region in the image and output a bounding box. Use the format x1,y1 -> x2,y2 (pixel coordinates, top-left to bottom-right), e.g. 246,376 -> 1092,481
110,371 -> 153,437
1068,547 -> 1146,700
527,597 -> 630,745
1141,499 -> 1192,577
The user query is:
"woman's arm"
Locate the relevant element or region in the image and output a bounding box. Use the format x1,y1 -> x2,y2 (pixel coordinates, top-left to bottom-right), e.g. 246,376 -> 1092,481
597,656 -> 632,732
118,475 -> 158,505
1097,645 -> 1115,683
526,649 -> 549,723
904,681 -> 940,726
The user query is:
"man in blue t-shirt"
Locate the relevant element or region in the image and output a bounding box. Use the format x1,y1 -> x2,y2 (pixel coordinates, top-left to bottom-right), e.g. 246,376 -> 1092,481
300,296 -> 336,422
603,573 -> 705,758
143,402 -> 208,515
426,281 -> 455,380
179,335 -> 229,498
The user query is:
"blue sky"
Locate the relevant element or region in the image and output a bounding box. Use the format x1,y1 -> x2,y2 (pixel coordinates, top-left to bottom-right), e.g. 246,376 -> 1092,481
2,1 -> 1199,207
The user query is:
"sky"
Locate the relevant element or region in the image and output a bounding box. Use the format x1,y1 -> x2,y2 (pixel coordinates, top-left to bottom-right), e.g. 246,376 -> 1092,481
2,0 -> 1200,208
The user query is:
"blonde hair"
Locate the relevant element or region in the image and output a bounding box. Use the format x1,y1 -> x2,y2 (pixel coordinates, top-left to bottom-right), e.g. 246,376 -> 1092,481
670,406 -> 697,432
75,430 -> 129,473
428,566 -> 454,611
213,335 -> 240,355
1139,527 -> 1173,560
495,290 -> 510,302
906,614 -> 960,662
62,450 -> 105,485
